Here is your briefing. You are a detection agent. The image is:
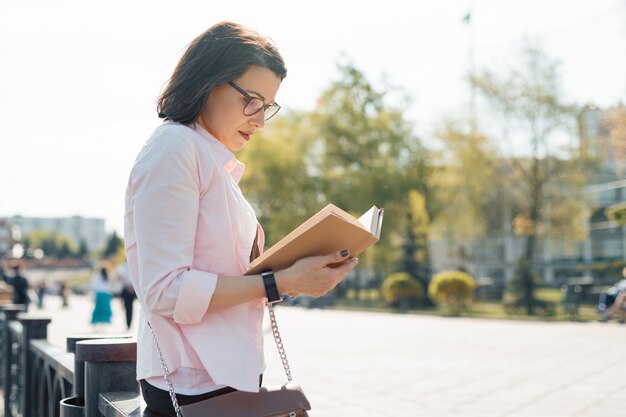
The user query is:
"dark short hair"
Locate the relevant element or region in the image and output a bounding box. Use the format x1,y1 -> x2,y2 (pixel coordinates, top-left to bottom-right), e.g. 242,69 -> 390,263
157,21 -> 287,125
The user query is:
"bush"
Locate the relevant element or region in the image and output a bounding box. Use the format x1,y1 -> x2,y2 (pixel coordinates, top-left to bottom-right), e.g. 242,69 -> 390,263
428,270 -> 476,315
381,272 -> 423,309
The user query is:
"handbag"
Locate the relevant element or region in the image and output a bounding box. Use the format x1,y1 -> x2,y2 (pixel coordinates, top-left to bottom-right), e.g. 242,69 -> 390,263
147,302 -> 311,417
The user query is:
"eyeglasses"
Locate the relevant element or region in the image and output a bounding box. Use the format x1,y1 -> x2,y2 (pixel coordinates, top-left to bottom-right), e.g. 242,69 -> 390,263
228,81 -> 281,121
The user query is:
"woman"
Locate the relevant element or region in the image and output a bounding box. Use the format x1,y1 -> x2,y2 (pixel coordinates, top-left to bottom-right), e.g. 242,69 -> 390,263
124,21 -> 357,416
90,266 -> 112,328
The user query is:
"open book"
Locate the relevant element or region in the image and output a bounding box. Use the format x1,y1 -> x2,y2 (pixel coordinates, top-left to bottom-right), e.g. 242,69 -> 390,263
247,204 -> 384,275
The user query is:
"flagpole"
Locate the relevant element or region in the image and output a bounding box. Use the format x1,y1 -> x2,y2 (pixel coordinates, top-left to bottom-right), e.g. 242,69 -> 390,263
464,5 -> 477,133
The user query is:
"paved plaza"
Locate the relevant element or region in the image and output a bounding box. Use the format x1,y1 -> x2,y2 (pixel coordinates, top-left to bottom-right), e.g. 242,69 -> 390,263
5,294 -> 626,417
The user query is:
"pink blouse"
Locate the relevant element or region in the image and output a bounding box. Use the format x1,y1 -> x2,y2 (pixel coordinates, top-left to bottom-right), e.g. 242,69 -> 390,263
124,122 -> 266,394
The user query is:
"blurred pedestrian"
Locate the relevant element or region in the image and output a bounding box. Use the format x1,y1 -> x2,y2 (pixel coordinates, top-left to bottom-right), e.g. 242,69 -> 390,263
0,265 -> 14,304
3,263 -> 30,312
118,262 -> 136,330
601,266 -> 626,323
58,281 -> 69,308
36,280 -> 48,309
91,265 -> 113,329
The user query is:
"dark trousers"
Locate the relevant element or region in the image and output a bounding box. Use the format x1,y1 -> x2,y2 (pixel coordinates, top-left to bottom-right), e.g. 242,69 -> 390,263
140,375 -> 263,417
120,288 -> 136,329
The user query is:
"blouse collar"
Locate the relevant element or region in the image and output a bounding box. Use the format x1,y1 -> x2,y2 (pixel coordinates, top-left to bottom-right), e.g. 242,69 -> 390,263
190,123 -> 245,183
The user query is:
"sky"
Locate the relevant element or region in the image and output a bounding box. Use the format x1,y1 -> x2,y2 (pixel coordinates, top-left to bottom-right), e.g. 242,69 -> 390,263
1,0 -> 625,236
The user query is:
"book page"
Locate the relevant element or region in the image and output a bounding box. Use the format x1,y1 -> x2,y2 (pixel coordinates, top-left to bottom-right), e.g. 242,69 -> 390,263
357,207 -> 375,232
359,206 -> 382,236
374,208 -> 384,239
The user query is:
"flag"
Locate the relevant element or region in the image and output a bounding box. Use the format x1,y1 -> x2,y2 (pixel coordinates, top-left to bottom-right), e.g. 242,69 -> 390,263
462,12 -> 471,24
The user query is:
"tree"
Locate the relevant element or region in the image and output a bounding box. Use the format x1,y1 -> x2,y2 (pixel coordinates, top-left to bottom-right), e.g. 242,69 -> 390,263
399,212 -> 420,277
58,240 -> 72,259
24,229 -> 76,259
430,120 -> 499,264
77,239 -> 89,259
398,190 -> 431,298
102,231 -> 123,259
311,61 -> 429,272
469,40 -> 587,314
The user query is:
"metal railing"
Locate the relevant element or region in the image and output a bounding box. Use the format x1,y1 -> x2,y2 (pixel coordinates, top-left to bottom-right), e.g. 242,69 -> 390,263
0,304 -> 143,417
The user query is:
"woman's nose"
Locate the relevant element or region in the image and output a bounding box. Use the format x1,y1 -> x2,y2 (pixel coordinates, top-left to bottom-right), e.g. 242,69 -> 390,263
251,110 -> 265,129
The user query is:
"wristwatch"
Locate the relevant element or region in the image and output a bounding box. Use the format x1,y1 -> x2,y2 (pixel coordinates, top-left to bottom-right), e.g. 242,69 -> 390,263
261,270 -> 283,304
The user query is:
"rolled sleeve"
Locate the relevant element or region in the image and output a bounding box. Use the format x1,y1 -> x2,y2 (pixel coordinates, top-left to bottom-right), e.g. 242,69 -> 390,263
173,269 -> 217,324
130,129 -> 216,323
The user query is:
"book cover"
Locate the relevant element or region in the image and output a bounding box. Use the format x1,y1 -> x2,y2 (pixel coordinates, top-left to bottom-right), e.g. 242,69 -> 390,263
247,204 -> 384,275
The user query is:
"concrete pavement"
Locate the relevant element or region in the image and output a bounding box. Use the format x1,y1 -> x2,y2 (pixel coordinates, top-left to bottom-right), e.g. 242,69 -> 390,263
8,295 -> 626,417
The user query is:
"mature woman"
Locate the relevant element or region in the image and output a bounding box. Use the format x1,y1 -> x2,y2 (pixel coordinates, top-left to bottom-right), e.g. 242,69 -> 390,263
124,21 -> 357,416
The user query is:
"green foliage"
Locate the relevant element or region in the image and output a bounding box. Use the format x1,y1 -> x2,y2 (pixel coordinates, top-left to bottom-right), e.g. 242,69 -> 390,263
431,121 -> 499,244
508,258 -> 541,315
428,270 -> 477,314
102,231 -> 123,260
24,229 -> 77,259
381,272 -> 423,308
399,214 -> 420,277
311,62 -> 429,272
77,240 -> 89,259
606,203 -> 626,226
399,190 -> 431,286
408,190 -> 430,264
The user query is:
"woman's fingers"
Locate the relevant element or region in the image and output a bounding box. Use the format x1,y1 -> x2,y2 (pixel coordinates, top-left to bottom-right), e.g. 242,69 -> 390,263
328,258 -> 359,288
326,249 -> 350,265
281,250 -> 359,298
307,249 -> 351,268
337,257 -> 359,274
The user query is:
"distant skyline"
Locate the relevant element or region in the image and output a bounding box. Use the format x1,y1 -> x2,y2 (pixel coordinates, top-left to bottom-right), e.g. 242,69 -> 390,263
1,0 -> 625,235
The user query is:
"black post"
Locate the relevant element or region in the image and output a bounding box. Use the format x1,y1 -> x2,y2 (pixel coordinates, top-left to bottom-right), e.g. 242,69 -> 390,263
61,334 -> 131,417
18,316 -> 51,417
1,304 -> 26,417
76,338 -> 138,417
66,334 -> 132,398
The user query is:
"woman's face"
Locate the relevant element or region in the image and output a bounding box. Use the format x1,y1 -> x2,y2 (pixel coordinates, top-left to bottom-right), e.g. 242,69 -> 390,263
197,65 -> 282,152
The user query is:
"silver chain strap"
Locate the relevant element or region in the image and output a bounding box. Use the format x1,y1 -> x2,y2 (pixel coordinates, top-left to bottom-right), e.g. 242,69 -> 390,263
267,302 -> 292,382
147,301 -> 293,417
147,320 -> 184,417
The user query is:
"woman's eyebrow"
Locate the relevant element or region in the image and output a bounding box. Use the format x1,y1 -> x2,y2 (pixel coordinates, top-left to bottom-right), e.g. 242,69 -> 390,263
246,89 -> 266,101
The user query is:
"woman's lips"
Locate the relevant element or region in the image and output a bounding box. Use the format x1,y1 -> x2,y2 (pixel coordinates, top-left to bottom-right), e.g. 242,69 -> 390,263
239,131 -> 251,141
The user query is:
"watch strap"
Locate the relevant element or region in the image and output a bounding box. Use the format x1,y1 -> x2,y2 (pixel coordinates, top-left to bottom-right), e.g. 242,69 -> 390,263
261,270 -> 282,303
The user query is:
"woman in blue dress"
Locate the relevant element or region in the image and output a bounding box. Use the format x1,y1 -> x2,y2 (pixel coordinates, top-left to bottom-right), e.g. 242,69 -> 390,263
91,266 -> 113,327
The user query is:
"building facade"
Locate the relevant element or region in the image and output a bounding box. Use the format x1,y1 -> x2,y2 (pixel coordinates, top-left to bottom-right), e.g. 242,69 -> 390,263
430,103 -> 626,286
8,215 -> 107,252
0,219 -> 21,258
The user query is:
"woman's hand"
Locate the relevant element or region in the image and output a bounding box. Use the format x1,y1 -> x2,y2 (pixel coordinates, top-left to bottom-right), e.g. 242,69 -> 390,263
275,250 -> 359,298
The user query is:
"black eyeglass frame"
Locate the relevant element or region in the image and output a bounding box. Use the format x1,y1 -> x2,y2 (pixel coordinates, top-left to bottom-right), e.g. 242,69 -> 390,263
228,81 -> 281,121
